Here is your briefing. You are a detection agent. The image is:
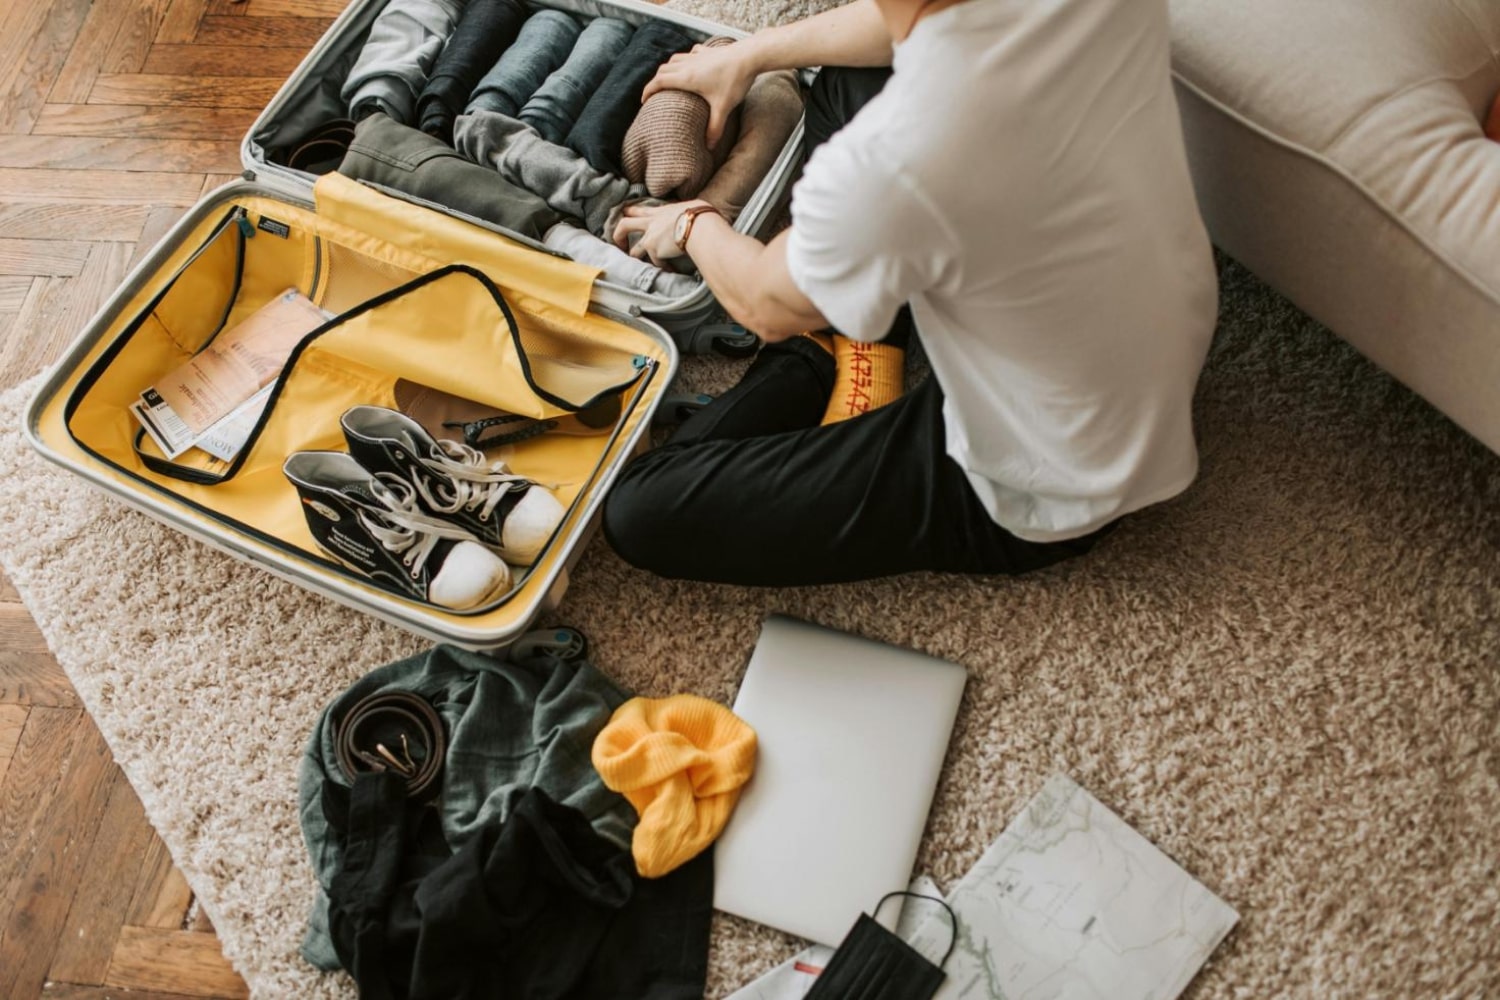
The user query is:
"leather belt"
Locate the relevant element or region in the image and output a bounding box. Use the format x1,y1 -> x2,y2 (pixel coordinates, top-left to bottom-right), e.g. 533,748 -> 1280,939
280,118 -> 357,175
334,691 -> 446,801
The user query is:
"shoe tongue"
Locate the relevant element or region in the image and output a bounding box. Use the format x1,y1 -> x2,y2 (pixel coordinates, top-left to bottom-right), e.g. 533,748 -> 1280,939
400,427 -> 429,453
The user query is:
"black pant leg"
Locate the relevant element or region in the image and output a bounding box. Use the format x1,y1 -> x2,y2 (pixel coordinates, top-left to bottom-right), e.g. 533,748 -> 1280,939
666,337 -> 834,448
804,66 -> 893,156
603,369 -> 1099,586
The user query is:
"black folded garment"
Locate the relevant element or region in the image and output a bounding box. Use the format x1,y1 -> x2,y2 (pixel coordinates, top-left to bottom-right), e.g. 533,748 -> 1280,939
325,782 -> 713,1000
565,20 -> 694,176
416,0 -> 530,145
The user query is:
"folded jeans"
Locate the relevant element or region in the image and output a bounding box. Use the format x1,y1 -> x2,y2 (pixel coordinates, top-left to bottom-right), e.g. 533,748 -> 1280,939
564,19 -> 695,176
467,9 -> 583,119
520,16 -> 634,143
341,0 -> 466,126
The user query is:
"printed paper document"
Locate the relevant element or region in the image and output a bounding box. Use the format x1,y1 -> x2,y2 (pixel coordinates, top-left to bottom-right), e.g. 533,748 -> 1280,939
905,774 -> 1238,1000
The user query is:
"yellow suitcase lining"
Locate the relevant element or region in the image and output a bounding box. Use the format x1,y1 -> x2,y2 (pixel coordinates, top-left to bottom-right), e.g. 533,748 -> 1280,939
56,177 -> 671,624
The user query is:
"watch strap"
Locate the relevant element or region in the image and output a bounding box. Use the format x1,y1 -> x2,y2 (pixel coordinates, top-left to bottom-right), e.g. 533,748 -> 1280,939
676,204 -> 722,252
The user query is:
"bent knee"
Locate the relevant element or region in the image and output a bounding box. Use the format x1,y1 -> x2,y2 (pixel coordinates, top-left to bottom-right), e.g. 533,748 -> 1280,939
601,459 -> 678,573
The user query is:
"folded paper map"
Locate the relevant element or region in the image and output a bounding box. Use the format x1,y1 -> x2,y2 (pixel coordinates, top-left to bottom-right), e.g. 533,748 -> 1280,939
906,774 -> 1238,1000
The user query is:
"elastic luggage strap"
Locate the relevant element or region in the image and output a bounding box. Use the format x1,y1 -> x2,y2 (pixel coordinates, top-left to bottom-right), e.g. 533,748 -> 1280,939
136,263 -> 644,486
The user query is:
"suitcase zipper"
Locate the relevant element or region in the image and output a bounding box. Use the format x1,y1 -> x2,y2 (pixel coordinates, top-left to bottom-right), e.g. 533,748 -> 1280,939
309,235 -> 324,302
65,203 -> 249,430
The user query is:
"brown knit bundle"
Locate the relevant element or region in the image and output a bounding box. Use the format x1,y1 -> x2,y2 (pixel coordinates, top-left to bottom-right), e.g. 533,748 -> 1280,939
698,67 -> 802,221
621,36 -> 740,199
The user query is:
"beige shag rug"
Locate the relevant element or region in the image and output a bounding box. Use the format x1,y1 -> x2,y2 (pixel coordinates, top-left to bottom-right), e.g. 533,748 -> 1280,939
6,248 -> 1500,995
2,7 -> 1498,988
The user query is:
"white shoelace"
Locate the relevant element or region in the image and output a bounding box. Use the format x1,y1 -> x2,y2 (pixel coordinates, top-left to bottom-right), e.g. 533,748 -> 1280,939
358,479 -> 479,579
409,441 -> 534,523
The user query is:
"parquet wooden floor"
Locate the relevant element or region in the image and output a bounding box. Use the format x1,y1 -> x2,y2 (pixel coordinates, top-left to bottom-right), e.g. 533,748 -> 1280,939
0,0 -> 348,994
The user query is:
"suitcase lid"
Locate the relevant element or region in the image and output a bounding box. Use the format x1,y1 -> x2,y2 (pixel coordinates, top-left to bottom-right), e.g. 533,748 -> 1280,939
237,0 -> 806,332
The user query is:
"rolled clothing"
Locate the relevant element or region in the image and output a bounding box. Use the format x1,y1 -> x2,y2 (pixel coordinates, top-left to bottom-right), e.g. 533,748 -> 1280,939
338,113 -> 564,241
454,109 -> 644,236
467,9 -> 582,119
603,194 -> 663,246
621,36 -> 739,199
298,642 -> 636,970
698,68 -> 803,221
341,0 -> 465,125
416,0 -> 529,144
601,196 -> 698,278
271,117 -> 357,176
520,16 -> 634,143
565,20 -> 695,176
544,222 -> 699,298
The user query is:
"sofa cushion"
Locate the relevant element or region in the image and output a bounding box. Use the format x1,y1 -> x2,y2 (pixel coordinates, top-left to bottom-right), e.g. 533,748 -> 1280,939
1169,0 -> 1500,451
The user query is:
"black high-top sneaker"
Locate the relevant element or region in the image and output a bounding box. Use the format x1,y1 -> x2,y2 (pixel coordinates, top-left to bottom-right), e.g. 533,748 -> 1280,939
340,405 -> 565,566
282,451 -> 512,610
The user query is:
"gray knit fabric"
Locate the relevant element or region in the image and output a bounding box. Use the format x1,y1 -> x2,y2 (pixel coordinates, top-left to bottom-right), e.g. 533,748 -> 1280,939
453,109 -> 646,235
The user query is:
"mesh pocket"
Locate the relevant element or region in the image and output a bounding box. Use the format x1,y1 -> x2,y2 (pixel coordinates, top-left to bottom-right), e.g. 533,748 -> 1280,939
513,309 -> 648,407
317,240 -> 422,315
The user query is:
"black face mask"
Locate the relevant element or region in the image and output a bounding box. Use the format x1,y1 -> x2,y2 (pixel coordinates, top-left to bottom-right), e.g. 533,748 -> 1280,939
804,891 -> 959,1000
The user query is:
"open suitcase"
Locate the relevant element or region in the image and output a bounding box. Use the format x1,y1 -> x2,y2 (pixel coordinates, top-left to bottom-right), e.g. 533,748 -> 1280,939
25,0 -> 805,651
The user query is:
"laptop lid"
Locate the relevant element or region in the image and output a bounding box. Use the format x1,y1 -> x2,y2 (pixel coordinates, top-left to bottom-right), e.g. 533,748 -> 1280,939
713,615 -> 967,946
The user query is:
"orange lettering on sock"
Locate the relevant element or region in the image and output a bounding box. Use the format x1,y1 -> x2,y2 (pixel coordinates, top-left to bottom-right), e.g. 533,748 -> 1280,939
845,371 -> 873,412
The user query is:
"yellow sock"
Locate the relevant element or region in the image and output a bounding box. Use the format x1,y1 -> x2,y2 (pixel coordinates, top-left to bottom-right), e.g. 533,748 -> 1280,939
821,336 -> 905,424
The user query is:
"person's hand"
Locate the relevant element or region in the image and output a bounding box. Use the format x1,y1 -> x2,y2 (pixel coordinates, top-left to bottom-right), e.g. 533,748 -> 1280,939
612,200 -> 709,266
641,41 -> 757,150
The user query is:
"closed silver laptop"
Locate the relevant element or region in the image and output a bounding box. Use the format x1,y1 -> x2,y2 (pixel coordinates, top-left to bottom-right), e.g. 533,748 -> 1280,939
714,615 -> 967,946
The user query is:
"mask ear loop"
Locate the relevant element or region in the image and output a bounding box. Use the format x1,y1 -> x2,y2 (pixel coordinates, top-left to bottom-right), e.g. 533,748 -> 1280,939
872,890 -> 960,968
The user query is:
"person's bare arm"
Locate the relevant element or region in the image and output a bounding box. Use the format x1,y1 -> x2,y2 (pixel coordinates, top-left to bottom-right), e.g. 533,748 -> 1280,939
686,220 -> 823,342
727,0 -> 894,74
643,0 -> 892,146
614,202 -> 824,342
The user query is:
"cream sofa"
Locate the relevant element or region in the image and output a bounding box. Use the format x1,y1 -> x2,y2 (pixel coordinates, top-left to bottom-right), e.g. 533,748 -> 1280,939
1169,0 -> 1500,452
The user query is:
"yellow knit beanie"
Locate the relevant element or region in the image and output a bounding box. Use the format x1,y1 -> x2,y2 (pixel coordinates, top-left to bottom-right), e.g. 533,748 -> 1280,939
591,695 -> 758,878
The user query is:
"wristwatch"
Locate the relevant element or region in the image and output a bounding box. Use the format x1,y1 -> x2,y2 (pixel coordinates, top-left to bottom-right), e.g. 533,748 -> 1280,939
673,204 -> 722,253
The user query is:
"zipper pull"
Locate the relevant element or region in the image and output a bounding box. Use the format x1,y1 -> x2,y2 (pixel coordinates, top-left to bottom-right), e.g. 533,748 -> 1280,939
235,212 -> 255,239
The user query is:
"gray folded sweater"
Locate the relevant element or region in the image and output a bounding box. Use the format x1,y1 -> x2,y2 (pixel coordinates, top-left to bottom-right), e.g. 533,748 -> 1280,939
453,109 -> 646,236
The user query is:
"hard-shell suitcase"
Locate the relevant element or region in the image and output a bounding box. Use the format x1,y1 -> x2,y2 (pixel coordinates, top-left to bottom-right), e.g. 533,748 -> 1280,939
25,0 -> 805,651
247,0 -> 806,356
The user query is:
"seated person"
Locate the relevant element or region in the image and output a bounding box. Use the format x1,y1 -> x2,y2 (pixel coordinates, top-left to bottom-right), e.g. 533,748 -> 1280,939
606,0 -> 1219,587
